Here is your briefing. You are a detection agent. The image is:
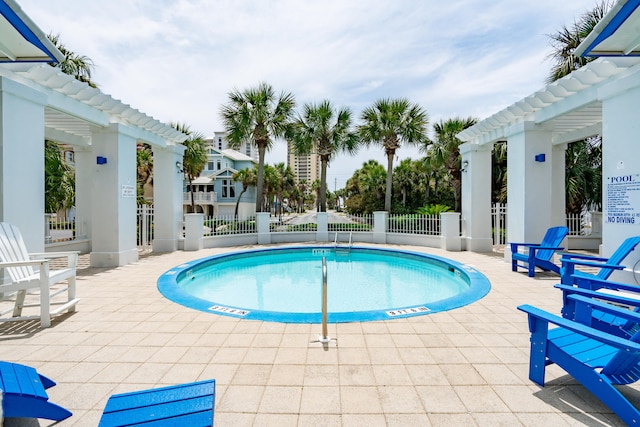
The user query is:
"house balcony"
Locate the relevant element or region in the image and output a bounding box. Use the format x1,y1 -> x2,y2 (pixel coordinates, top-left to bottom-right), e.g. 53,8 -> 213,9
183,191 -> 217,205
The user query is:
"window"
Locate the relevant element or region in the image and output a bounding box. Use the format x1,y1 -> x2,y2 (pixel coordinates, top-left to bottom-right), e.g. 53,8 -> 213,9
207,161 -> 214,171
221,179 -> 236,198
216,160 -> 221,170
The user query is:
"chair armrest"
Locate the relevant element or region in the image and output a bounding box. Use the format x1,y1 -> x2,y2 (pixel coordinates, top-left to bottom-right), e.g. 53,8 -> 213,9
560,253 -> 608,262
0,259 -> 48,268
574,276 -> 640,292
555,284 -> 640,308
29,251 -> 79,259
518,303 -> 640,351
562,259 -> 625,270
529,246 -> 563,252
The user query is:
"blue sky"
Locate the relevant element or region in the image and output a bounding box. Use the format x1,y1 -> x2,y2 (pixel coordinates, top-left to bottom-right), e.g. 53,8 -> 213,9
20,0 -> 591,189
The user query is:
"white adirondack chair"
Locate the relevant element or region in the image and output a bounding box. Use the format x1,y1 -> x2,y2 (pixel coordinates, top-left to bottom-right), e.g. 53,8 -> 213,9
0,222 -> 79,328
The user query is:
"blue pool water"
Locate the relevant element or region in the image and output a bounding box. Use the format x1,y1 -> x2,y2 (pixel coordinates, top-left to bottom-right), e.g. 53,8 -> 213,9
157,246 -> 491,323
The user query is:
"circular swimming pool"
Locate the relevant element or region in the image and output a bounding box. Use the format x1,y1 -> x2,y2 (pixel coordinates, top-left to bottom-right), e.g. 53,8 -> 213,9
157,246 -> 491,323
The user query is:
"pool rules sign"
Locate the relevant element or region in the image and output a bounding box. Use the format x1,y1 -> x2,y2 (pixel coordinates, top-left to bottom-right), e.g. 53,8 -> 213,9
605,173 -> 640,224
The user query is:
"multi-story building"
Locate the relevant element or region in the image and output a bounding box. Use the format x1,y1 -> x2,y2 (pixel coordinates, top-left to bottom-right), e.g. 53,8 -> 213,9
183,146 -> 257,218
205,131 -> 258,162
287,141 -> 321,185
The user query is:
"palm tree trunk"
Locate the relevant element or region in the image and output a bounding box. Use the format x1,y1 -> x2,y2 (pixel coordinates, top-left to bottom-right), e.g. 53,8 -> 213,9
320,159 -> 328,212
385,152 -> 394,212
234,187 -> 247,220
255,144 -> 266,213
188,176 -> 196,213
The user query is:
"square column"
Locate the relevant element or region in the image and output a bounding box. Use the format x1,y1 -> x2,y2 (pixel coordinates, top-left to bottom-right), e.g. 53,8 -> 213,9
89,123 -> 138,267
601,84 -> 640,266
74,146 -> 93,245
459,142 -> 493,252
0,78 -> 47,251
505,122 -> 560,252
152,144 -> 185,252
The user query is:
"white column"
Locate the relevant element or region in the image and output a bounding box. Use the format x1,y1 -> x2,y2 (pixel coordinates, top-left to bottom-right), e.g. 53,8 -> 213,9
256,212 -> 271,244
600,83 -> 640,279
316,212 -> 328,242
373,211 -> 387,244
459,142 -> 493,252
152,144 -> 185,252
550,143 -> 567,228
505,122 -> 555,259
0,78 -> 47,251
89,123 -> 138,267
184,213 -> 204,251
74,146 -> 93,244
440,212 -> 461,251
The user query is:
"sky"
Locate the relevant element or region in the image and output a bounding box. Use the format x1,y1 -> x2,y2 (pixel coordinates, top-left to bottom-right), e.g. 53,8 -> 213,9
20,0 -> 592,190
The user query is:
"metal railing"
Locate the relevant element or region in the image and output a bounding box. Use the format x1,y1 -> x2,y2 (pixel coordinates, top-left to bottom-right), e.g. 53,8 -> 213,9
183,191 -> 216,204
567,212 -> 592,236
137,205 -> 154,248
328,213 -> 373,232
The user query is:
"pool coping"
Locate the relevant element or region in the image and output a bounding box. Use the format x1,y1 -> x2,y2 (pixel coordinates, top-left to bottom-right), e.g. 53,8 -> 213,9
157,245 -> 492,323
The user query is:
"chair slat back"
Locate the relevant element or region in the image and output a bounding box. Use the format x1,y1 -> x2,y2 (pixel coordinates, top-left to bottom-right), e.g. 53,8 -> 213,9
0,222 -> 36,283
536,226 -> 569,261
599,236 -> 640,280
601,328 -> 640,383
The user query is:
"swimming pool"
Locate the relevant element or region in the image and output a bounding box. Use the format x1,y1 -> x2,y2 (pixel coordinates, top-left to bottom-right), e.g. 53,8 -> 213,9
157,246 -> 491,323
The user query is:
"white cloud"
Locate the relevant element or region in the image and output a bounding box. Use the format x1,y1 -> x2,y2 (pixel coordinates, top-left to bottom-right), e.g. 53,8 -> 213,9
19,0 -> 590,189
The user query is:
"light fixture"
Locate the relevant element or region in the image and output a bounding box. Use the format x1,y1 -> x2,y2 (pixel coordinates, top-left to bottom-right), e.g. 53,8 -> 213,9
96,156 -> 107,165
176,161 -> 184,174
534,154 -> 546,162
461,160 -> 469,172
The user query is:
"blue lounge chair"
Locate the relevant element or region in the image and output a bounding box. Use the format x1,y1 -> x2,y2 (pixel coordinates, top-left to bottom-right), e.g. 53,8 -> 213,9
560,236 -> 640,285
519,296 -> 640,425
556,277 -> 640,338
510,226 -> 569,277
99,379 -> 216,426
0,361 -> 72,421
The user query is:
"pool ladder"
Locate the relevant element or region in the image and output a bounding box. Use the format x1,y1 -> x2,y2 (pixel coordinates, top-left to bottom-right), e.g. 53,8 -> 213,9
333,232 -> 352,255
311,256 -> 337,347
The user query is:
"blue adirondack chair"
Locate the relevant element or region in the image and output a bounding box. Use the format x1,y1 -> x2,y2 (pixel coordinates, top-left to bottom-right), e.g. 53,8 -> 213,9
0,361 -> 72,421
99,379 -> 216,426
510,226 -> 569,277
556,277 -> 640,338
560,236 -> 640,285
519,296 -> 640,425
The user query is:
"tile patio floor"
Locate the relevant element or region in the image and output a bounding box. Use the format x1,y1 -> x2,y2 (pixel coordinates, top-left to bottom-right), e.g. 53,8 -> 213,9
1,244 -> 636,426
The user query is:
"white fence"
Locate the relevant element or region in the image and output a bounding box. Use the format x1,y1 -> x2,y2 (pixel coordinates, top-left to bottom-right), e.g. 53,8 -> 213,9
203,215 -> 256,236
491,203 -> 507,247
137,205 -> 154,248
45,215 -> 86,244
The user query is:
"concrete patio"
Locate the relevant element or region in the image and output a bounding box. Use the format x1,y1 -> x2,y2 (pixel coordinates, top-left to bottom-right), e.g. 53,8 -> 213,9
1,244 -> 635,426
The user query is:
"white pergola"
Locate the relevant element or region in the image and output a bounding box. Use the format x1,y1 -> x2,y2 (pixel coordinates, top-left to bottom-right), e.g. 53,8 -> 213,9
458,19 -> 640,281
0,62 -> 187,267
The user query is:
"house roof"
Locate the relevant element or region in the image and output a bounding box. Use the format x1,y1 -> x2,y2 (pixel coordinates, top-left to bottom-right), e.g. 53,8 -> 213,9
221,149 -> 257,163
576,0 -> 640,57
191,176 -> 213,184
0,0 -> 64,62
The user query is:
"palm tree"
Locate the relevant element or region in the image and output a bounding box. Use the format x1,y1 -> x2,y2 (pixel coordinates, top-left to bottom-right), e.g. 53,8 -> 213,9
358,98 -> 429,211
220,82 -> 296,213
262,164 -> 280,214
173,122 -> 207,213
393,158 -> 415,209
546,1 -> 612,83
44,140 -> 75,213
426,117 -> 477,212
47,33 -> 96,87
273,162 -> 295,220
232,167 -> 256,220
136,144 -> 154,205
290,100 -> 358,212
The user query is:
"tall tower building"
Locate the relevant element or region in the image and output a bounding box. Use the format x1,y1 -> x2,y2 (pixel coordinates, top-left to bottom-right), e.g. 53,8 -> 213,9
287,142 -> 321,185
